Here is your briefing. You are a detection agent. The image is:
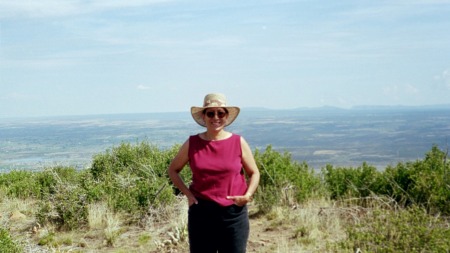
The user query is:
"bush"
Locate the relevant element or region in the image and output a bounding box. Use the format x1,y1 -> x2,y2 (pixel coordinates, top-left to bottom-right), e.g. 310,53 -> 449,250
90,141 -> 178,181
0,227 -> 22,253
36,166 -> 79,197
87,141 -> 179,215
323,162 -> 381,200
323,145 -> 450,215
37,184 -> 88,231
339,205 -> 450,252
378,162 -> 414,206
254,145 -> 323,213
405,146 -> 450,214
0,167 -> 81,200
378,145 -> 450,215
32,142 -> 181,229
0,170 -> 40,199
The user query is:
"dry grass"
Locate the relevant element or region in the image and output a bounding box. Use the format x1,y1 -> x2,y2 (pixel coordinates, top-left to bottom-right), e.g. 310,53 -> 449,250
1,195 -> 356,253
151,196 -> 189,252
87,202 -> 108,230
104,210 -> 122,247
87,202 -> 125,248
248,198 -> 347,253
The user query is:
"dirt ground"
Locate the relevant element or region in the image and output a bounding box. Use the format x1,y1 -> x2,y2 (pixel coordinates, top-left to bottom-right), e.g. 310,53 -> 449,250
146,204 -> 307,253
5,202 -> 324,253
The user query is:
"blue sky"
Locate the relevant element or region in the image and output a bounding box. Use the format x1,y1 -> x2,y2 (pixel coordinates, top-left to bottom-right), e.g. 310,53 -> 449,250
1,0 -> 450,117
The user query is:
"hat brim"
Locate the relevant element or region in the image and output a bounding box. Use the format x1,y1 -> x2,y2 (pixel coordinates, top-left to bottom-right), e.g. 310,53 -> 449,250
191,106 -> 240,127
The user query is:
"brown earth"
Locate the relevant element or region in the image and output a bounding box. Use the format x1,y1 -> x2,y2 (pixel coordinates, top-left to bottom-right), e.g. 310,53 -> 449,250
4,200 -> 342,252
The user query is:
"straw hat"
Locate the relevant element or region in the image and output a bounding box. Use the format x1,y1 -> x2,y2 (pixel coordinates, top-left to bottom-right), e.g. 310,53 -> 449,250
191,93 -> 240,127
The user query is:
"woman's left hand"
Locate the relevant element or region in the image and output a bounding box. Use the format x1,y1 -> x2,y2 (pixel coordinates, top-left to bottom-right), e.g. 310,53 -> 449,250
226,194 -> 253,206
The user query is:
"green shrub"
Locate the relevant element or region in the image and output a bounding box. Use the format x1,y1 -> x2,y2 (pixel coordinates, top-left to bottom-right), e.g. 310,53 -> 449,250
32,167 -> 88,231
379,162 -> 414,206
0,227 -> 22,253
323,145 -> 450,215
23,142 -> 181,229
379,145 -> 450,215
87,141 -> 179,215
323,162 -> 381,200
0,167 -> 81,200
0,170 -> 40,199
37,184 -> 88,231
104,174 -> 173,214
90,141 -> 178,181
36,166 -> 79,197
339,205 -> 450,252
407,146 -> 450,214
254,145 -> 323,213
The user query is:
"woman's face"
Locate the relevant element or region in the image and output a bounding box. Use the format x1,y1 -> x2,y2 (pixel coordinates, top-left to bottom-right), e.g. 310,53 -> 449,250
203,108 -> 228,130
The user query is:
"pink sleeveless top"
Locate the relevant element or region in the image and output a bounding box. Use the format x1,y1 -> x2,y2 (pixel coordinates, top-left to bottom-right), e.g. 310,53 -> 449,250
188,133 -> 248,206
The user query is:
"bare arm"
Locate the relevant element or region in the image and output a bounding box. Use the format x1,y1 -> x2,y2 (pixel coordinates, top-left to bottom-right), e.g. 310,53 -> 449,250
227,136 -> 260,206
167,139 -> 198,206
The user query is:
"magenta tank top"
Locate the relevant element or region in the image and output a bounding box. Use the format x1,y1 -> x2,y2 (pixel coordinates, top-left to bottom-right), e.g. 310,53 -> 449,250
188,133 -> 248,206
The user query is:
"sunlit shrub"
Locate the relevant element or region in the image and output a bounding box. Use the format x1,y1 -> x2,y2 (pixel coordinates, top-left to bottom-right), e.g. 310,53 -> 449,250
323,162 -> 381,200
88,141 -> 179,215
0,227 -> 22,253
253,145 -> 323,213
90,141 -> 178,181
404,145 -> 450,214
0,170 -> 39,199
381,146 -> 450,214
0,167 -> 81,200
339,205 -> 450,252
36,166 -> 79,197
37,184 -> 88,231
323,145 -> 450,215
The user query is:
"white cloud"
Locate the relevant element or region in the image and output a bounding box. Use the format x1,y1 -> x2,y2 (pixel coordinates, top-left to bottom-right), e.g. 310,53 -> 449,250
89,0 -> 170,10
382,85 -> 399,95
433,69 -> 450,89
0,0 -> 171,18
383,84 -> 419,95
0,92 -> 35,101
137,85 -> 151,90
405,84 -> 419,94
0,0 -> 81,18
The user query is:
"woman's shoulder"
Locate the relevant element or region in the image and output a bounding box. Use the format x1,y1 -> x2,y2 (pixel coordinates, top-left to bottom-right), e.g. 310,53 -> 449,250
231,133 -> 241,139
189,133 -> 200,138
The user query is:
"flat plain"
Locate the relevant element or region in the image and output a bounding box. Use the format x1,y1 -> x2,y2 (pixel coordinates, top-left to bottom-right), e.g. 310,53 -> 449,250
1,106 -> 450,171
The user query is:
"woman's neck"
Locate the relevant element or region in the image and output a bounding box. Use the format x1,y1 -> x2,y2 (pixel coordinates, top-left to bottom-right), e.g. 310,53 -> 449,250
203,130 -> 230,141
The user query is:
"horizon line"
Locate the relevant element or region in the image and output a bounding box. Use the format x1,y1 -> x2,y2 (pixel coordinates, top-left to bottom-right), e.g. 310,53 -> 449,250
2,103 -> 450,120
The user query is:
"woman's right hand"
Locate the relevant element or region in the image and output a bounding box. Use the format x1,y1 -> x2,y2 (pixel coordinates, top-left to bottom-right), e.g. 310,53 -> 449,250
187,195 -> 198,207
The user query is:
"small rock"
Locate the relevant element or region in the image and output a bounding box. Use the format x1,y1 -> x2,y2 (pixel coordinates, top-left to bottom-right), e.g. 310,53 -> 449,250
10,210 -> 26,220
32,222 -> 41,234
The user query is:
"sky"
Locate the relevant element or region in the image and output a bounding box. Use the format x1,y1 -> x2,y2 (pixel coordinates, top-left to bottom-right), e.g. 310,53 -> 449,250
1,0 -> 450,118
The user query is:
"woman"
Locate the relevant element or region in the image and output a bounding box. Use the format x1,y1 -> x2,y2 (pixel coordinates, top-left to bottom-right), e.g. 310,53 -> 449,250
167,93 -> 260,253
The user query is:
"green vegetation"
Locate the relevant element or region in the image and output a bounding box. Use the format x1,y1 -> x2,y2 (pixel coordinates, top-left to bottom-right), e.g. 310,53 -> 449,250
341,205 -> 450,252
0,227 -> 22,253
254,145 -> 325,213
0,141 -> 449,252
323,145 -> 450,215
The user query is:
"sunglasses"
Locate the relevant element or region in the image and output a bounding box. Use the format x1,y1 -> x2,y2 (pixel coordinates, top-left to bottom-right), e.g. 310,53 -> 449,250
205,110 -> 227,118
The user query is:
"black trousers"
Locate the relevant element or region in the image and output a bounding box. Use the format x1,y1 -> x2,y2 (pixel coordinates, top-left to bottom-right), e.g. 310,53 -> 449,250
188,199 -> 249,253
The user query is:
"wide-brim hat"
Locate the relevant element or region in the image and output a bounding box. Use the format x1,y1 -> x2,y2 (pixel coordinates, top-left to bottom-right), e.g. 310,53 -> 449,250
191,93 -> 240,127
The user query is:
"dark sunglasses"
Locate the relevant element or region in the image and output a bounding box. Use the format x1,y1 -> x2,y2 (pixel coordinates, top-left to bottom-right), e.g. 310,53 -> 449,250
205,110 -> 227,118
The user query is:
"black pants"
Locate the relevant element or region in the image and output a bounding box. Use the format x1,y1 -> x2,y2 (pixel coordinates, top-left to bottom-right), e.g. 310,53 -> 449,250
188,199 -> 249,253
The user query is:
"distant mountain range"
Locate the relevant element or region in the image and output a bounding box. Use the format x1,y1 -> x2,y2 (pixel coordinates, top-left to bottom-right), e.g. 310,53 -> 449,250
350,104 -> 450,111
244,104 -> 450,112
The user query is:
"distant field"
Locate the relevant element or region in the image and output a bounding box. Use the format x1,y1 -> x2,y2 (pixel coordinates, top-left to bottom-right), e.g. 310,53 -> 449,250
1,107 -> 450,171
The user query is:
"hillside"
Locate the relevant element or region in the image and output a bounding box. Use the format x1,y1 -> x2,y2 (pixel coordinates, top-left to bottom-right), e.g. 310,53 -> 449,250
1,142 -> 449,252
